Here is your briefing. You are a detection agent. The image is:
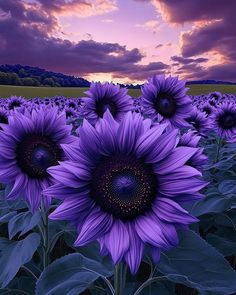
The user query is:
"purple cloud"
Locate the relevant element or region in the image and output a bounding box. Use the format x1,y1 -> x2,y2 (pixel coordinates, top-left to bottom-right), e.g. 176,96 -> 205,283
171,56 -> 208,65
136,0 -> 236,81
0,0 -> 168,81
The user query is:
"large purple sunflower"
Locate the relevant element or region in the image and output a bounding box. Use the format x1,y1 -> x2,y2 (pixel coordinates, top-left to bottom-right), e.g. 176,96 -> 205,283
0,107 -> 76,211
212,101 -> 236,141
141,75 -> 192,128
45,110 -> 206,274
81,82 -> 133,124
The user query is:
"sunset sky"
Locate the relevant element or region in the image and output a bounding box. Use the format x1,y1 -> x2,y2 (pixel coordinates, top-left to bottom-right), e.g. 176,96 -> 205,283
0,0 -> 235,83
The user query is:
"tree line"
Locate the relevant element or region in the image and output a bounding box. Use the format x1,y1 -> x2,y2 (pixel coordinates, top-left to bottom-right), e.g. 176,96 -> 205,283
0,64 -> 90,87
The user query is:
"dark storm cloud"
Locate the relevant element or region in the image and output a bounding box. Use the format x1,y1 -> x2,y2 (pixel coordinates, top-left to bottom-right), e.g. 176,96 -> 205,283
171,56 -> 208,65
0,0 -> 168,81
135,0 -> 236,82
159,0 -> 236,82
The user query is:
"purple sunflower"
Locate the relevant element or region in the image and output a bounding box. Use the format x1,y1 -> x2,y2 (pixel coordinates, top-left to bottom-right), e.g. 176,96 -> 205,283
186,107 -> 212,136
200,101 -> 214,117
81,82 -> 133,124
178,130 -> 208,171
45,110 -> 206,274
141,75 -> 192,128
7,96 -> 26,110
212,101 -> 236,141
0,106 -> 76,211
0,108 -> 9,129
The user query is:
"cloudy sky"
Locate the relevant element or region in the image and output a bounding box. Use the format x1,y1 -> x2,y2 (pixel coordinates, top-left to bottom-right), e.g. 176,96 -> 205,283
0,0 -> 235,83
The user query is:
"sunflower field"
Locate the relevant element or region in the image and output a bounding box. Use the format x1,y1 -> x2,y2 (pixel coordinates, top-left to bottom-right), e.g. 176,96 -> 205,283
0,75 -> 236,295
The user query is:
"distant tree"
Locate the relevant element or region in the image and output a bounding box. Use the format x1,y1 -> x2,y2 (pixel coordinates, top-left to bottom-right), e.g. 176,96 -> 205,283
21,77 -> 34,86
0,64 -> 91,87
0,72 -> 10,84
43,78 -> 55,87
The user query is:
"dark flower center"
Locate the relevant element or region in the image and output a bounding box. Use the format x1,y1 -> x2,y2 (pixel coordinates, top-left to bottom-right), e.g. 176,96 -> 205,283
209,100 -> 216,107
9,101 -> 21,110
90,155 -> 157,220
186,117 -> 200,131
66,110 -> 73,118
203,107 -> 211,115
154,95 -> 176,118
0,115 -> 8,124
69,102 -> 76,109
16,135 -> 62,179
212,94 -> 219,100
95,98 -> 117,118
218,112 -> 236,130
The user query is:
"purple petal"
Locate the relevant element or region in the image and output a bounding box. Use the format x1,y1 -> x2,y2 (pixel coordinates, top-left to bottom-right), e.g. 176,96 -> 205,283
118,112 -> 143,154
155,147 -> 199,175
135,123 -> 168,158
145,129 -> 179,163
159,178 -> 207,196
153,197 -> 198,224
74,208 -> 113,247
104,219 -> 129,264
125,222 -> 144,274
135,212 -> 171,250
49,196 -> 94,220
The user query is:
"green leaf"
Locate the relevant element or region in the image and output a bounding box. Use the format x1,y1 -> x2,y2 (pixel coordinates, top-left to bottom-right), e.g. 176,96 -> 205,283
8,211 -> 41,239
36,253 -> 113,295
0,212 -> 17,223
0,233 -> 40,288
157,229 -> 236,295
207,233 -> 236,257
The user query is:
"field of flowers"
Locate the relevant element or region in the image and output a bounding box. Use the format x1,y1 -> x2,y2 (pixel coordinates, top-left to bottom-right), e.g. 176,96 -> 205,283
0,75 -> 236,295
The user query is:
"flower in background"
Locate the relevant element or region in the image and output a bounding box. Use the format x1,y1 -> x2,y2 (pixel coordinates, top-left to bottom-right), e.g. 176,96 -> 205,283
81,82 -> 133,124
200,101 -> 214,117
212,101 -> 236,142
45,110 -> 206,274
0,106 -> 76,211
208,91 -> 222,101
141,75 -> 192,128
186,107 -> 211,136
0,108 -> 9,130
178,130 -> 208,171
7,96 -> 26,110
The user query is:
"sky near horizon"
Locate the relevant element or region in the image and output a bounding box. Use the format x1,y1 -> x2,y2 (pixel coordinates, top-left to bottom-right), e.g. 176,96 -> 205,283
0,0 -> 235,83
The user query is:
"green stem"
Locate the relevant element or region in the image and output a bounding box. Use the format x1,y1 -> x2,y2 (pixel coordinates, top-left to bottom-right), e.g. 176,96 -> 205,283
114,263 -> 124,295
215,137 -> 222,164
133,276 -> 167,295
41,200 -> 49,269
212,137 -> 223,174
21,265 -> 38,280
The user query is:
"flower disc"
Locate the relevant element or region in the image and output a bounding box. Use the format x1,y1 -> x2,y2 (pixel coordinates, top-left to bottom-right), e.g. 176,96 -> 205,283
154,95 -> 177,118
218,112 -> 236,129
90,155 -> 157,220
16,135 -> 62,178
95,98 -> 117,118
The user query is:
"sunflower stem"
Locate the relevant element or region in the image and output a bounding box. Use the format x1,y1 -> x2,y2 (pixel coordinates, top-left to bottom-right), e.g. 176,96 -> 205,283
114,263 -> 124,295
212,136 -> 223,176
41,200 -> 49,270
215,137 -> 222,164
133,276 -> 167,295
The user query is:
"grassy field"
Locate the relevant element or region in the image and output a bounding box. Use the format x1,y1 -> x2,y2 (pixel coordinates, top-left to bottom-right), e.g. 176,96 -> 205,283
0,84 -> 236,99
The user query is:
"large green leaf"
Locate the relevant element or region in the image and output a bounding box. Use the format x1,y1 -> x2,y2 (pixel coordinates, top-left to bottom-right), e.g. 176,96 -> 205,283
8,211 -> 41,239
36,253 -> 113,295
0,233 -> 40,288
157,230 -> 236,295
